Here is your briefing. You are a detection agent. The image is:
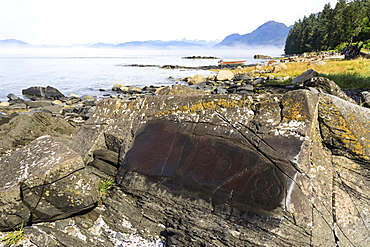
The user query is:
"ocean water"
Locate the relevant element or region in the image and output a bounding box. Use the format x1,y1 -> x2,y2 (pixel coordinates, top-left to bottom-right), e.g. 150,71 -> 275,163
0,47 -> 284,102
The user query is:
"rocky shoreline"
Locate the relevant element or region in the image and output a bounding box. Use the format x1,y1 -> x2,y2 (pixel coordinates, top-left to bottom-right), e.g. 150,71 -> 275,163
1,58 -> 370,246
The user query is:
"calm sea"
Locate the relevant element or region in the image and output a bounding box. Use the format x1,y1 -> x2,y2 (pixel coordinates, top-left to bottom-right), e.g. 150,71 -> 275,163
0,47 -> 283,102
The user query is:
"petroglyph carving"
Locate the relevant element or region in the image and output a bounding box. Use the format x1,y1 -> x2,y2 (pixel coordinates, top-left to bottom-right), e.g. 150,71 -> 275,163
122,120 -> 287,211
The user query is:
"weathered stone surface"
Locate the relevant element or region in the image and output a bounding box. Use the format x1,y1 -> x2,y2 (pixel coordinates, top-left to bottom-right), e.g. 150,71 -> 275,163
87,159 -> 118,177
216,70 -> 234,81
0,103 -> 28,115
128,86 -> 143,94
52,99 -> 64,107
67,84 -> 370,245
87,149 -> 119,177
0,186 -> 31,231
41,105 -> 62,114
0,112 -> 78,155
22,86 -> 65,100
361,91 -> 370,106
0,136 -> 99,230
24,224 -> 88,247
23,204 -> 165,247
291,69 -> 319,84
25,100 -> 52,108
65,93 -> 288,244
112,84 -> 125,91
318,94 -> 370,161
93,149 -> 119,166
304,77 -> 357,103
187,74 -> 206,85
156,85 -> 206,96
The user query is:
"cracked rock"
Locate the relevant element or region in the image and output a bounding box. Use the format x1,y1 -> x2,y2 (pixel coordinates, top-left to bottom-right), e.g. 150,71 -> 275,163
0,135 -> 99,230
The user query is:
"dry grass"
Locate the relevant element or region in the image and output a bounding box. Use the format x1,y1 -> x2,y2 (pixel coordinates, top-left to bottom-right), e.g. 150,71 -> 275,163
223,58 -> 370,89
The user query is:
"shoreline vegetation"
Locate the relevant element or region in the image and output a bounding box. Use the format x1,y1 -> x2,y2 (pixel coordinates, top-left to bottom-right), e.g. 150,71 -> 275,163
227,53 -> 370,89
284,0 -> 370,54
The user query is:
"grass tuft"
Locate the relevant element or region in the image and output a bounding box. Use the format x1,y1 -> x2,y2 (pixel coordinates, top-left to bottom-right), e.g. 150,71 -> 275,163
98,177 -> 117,197
1,222 -> 25,246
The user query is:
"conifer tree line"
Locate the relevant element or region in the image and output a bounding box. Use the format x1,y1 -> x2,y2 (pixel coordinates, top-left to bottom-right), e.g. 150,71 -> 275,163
284,0 -> 370,55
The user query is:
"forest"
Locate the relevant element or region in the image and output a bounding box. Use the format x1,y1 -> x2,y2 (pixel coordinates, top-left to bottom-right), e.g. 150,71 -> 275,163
284,0 -> 370,55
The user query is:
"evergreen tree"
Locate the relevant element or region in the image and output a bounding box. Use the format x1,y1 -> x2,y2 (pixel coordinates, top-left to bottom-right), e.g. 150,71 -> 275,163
284,0 -> 370,54
317,3 -> 335,50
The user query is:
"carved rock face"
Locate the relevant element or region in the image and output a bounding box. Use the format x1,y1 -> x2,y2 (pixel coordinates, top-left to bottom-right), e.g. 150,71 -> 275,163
69,87 -> 370,245
120,120 -> 287,212
111,91 -> 318,216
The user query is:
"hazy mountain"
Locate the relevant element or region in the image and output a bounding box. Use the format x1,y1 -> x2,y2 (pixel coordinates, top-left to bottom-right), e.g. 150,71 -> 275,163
0,21 -> 291,49
114,40 -> 205,49
0,39 -> 30,47
215,21 -> 292,47
0,39 -> 218,49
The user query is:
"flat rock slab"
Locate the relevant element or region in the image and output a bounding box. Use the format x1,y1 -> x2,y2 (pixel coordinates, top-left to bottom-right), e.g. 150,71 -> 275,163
0,135 -> 99,230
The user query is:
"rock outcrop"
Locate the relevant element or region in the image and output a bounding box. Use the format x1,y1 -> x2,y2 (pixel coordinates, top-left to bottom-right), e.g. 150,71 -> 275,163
0,112 -> 78,156
67,80 -> 369,246
254,54 -> 272,59
22,86 -> 65,100
1,75 -> 370,246
0,136 -> 99,231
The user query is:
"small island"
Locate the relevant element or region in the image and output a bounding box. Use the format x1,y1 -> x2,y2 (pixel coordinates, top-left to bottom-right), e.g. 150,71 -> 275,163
181,55 -> 220,59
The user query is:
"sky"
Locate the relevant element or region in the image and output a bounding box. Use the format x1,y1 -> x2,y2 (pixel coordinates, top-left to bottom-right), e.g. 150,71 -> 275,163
0,0 -> 339,46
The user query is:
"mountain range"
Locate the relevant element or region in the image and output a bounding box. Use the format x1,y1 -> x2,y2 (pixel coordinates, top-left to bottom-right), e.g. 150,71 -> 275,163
0,21 -> 291,49
216,21 -> 292,47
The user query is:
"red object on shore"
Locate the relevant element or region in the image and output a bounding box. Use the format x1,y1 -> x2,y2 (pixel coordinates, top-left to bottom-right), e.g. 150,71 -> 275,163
218,60 -> 247,66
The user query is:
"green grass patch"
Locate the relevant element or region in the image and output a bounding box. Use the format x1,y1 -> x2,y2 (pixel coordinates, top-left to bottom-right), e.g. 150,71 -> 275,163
228,58 -> 370,89
320,72 -> 370,89
98,177 -> 117,197
1,222 -> 25,246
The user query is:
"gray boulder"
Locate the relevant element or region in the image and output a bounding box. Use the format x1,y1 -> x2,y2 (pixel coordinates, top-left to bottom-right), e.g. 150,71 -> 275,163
0,136 -> 99,230
187,74 -> 206,85
361,91 -> 370,106
254,54 -> 272,59
216,70 -> 234,81
22,86 -> 65,100
291,69 -> 319,85
304,76 -> 357,103
0,111 -> 78,156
